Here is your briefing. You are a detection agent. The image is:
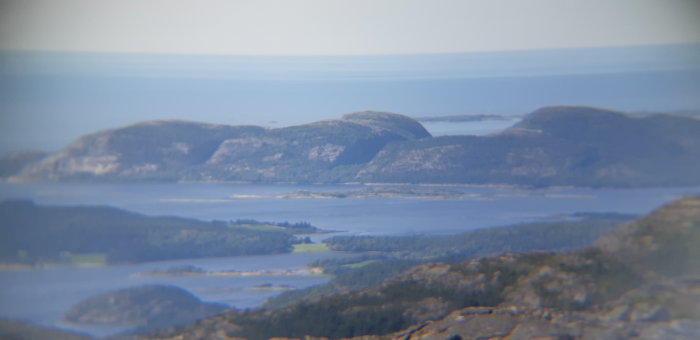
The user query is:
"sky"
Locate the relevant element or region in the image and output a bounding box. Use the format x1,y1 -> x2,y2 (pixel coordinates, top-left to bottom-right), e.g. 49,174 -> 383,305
1,0 -> 700,154
1,0 -> 699,56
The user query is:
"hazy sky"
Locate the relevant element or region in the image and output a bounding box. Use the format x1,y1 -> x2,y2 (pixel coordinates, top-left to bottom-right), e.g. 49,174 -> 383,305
1,0 -> 699,56
1,0 -> 700,154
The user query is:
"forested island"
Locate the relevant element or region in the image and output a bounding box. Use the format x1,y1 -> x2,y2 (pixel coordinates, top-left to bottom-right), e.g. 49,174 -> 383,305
0,200 -> 322,266
132,264 -> 324,278
64,285 -> 228,334
277,186 -> 594,200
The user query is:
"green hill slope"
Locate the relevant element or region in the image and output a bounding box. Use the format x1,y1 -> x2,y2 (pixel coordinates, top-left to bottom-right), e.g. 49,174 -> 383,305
0,200 -> 297,265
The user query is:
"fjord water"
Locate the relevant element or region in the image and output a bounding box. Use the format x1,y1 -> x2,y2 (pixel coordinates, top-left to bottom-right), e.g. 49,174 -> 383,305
0,182 -> 699,336
0,252 -> 341,337
1,182 -> 698,235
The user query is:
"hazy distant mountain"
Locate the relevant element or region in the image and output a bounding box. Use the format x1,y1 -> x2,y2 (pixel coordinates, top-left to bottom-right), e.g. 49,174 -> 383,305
17,121 -> 265,182
10,106 -> 700,187
358,106 -> 700,187
197,111 -> 431,182
15,111 -> 430,183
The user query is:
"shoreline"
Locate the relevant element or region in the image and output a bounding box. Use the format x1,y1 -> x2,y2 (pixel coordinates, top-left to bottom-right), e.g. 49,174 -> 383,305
130,266 -> 327,278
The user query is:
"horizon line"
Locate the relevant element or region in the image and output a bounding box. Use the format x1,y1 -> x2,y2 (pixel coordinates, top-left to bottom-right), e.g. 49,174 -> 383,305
2,42 -> 699,58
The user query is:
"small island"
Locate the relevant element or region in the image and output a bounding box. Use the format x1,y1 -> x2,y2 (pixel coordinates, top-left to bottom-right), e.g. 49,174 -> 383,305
415,113 -> 522,122
276,187 -> 595,200
248,283 -> 296,291
132,264 -> 326,278
278,187 -> 471,199
0,200 -> 329,267
64,285 -> 228,332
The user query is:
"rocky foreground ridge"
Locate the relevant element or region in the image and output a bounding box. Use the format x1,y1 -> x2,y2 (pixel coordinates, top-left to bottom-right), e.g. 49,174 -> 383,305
140,197 -> 700,340
4,106 -> 700,187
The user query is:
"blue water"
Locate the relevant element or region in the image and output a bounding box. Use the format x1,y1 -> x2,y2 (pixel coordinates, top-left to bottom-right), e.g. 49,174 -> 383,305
1,182 -> 699,336
0,253 -> 342,337
1,182 -> 697,235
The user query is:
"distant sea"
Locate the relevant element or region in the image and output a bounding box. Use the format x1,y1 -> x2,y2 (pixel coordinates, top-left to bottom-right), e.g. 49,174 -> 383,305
2,44 -> 700,154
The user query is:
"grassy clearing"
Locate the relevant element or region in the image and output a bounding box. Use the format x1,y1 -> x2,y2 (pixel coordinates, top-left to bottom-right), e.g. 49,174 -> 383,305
342,260 -> 379,269
64,253 -> 107,266
229,224 -> 286,232
293,243 -> 331,253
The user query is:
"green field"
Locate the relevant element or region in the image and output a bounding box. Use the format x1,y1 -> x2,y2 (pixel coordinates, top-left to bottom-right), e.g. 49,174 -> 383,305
342,260 -> 379,269
61,252 -> 107,266
230,224 -> 286,232
293,243 -> 331,253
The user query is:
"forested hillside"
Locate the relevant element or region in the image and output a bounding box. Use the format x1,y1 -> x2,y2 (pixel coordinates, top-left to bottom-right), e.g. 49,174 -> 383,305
0,200 -> 300,265
142,197 -> 700,340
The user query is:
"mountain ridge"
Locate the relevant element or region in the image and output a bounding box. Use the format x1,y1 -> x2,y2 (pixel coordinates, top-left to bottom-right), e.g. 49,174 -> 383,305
358,106 -> 700,187
6,106 -> 700,187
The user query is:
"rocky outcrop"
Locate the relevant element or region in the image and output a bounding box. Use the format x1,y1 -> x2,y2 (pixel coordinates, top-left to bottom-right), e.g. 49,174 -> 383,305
368,197 -> 700,340
367,299 -> 700,340
19,121 -> 262,181
346,274 -> 700,340
196,111 -> 431,182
